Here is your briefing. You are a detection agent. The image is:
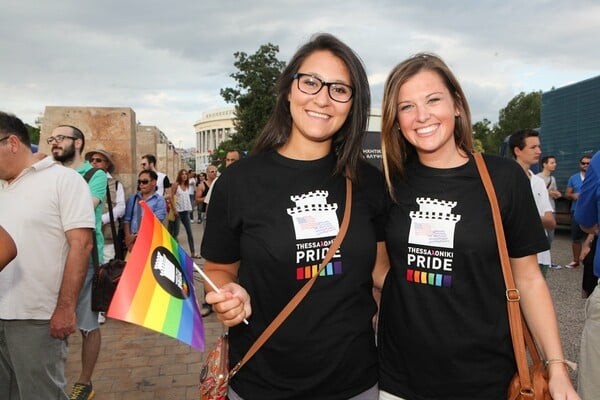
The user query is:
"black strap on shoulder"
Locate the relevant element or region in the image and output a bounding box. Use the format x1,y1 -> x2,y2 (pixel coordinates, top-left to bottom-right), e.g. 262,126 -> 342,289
83,167 -> 101,183
83,167 -> 101,268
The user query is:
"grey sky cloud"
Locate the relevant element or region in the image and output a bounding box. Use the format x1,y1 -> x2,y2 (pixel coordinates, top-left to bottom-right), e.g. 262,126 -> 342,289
2,0 -> 598,147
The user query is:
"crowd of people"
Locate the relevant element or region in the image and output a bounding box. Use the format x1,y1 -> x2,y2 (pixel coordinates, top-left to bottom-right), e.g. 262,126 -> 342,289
0,114 -> 233,399
0,31 -> 597,400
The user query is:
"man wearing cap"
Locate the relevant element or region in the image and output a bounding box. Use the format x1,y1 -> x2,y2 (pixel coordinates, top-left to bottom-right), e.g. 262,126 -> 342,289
86,149 -> 126,326
50,125 -> 106,400
86,149 -> 126,262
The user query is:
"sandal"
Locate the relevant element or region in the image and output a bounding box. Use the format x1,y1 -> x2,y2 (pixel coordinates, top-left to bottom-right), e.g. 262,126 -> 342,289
565,261 -> 580,268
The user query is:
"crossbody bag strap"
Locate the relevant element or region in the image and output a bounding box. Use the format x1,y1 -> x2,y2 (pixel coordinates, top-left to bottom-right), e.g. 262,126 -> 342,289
228,176 -> 353,379
472,152 -> 538,392
83,168 -> 101,269
105,182 -> 120,257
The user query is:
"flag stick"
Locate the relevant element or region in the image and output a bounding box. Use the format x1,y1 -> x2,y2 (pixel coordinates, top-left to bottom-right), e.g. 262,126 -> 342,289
193,262 -> 249,325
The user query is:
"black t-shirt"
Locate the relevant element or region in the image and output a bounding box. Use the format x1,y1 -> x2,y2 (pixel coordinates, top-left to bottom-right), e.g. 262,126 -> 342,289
201,150 -> 386,400
378,154 -> 549,400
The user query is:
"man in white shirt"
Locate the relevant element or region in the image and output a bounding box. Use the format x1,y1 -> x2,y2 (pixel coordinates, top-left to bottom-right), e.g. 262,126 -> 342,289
141,154 -> 170,196
537,155 -> 562,268
203,149 -> 241,212
509,129 -> 556,276
0,111 -> 94,399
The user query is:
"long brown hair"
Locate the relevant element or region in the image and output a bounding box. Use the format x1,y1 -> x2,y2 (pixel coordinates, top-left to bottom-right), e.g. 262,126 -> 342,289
175,169 -> 189,188
381,53 -> 473,200
252,33 -> 370,181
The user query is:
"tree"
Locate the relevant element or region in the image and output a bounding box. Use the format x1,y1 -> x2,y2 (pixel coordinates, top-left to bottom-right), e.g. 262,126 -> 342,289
26,123 -> 40,145
215,43 -> 285,163
493,91 -> 542,153
471,91 -> 542,154
472,118 -> 493,152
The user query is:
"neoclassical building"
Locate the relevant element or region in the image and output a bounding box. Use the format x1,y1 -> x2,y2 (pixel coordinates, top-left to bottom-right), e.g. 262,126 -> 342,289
193,107 -> 237,172
193,106 -> 382,172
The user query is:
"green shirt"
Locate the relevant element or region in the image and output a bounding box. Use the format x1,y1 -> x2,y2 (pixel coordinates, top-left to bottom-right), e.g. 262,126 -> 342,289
77,161 -> 107,264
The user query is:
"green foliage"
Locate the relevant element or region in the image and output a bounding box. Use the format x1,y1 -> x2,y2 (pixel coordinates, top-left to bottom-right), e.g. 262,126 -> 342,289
472,118 -> 493,152
26,123 -> 40,145
214,43 -> 285,163
471,91 -> 542,154
495,91 -> 542,146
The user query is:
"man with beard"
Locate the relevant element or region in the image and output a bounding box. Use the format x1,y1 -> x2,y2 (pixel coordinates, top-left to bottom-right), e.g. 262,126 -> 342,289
0,112 -> 94,399
49,125 -> 106,400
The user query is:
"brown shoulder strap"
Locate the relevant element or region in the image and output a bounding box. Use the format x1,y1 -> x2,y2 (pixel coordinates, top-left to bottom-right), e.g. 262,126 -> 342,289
472,152 -> 540,392
228,176 -> 353,379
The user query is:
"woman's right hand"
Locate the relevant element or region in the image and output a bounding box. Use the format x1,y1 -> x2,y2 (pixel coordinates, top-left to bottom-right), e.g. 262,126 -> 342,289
205,282 -> 251,327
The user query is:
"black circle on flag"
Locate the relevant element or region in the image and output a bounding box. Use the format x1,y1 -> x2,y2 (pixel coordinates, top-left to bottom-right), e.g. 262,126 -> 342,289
150,246 -> 190,299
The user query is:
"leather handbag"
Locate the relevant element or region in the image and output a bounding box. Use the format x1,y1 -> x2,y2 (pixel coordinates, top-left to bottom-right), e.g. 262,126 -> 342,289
83,167 -> 127,313
199,176 -> 353,400
92,258 -> 126,312
472,152 -> 551,399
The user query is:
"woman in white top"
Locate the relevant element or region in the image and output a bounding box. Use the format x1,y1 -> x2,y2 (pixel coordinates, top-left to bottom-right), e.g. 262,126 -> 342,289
170,169 -> 198,258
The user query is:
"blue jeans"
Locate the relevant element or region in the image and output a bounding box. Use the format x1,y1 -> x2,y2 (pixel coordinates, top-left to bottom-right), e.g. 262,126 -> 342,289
173,210 -> 196,254
189,194 -> 195,220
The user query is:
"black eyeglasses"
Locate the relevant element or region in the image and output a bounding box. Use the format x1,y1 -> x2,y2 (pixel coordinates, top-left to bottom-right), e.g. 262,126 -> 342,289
90,157 -> 106,163
47,135 -> 78,144
581,162 -> 590,165
138,179 -> 151,185
0,136 -> 9,143
293,73 -> 354,103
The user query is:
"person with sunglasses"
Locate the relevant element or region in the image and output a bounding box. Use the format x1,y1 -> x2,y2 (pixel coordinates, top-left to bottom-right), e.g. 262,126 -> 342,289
201,33 -> 388,400
565,155 -> 593,268
123,170 -> 167,251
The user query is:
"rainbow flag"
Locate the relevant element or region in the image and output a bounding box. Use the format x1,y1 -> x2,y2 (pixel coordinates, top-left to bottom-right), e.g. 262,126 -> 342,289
107,201 -> 205,351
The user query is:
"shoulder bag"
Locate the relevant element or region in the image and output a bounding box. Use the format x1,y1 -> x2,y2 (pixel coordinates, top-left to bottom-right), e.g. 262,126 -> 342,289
472,152 -> 551,400
83,168 -> 126,313
199,176 -> 353,400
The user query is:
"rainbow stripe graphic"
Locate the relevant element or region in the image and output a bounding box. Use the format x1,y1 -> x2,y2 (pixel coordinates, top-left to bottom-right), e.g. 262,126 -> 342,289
296,260 -> 342,280
406,269 -> 452,288
107,201 -> 204,351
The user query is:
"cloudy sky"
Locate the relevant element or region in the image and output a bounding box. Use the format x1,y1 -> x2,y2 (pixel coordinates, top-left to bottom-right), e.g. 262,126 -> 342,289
2,0 -> 598,147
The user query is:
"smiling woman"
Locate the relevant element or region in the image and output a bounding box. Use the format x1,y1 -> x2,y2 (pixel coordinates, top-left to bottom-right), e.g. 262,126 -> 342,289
200,33 -> 389,400
378,53 -> 580,400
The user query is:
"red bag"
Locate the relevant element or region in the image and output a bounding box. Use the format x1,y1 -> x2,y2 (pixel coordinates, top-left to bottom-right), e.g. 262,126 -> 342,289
199,334 -> 229,400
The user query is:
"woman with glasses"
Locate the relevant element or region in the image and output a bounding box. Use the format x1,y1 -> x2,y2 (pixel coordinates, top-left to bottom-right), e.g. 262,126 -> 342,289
201,33 -> 388,399
377,53 -> 579,399
169,169 -> 199,258
123,170 -> 167,251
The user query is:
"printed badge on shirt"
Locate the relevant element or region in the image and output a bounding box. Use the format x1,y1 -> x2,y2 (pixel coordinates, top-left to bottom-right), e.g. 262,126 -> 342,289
287,190 -> 342,281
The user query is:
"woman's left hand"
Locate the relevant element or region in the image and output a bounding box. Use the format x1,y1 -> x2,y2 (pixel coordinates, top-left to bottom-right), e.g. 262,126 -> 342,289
548,364 -> 581,400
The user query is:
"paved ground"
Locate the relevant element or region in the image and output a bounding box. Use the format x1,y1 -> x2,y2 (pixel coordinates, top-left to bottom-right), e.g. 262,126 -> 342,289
65,224 -> 588,399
